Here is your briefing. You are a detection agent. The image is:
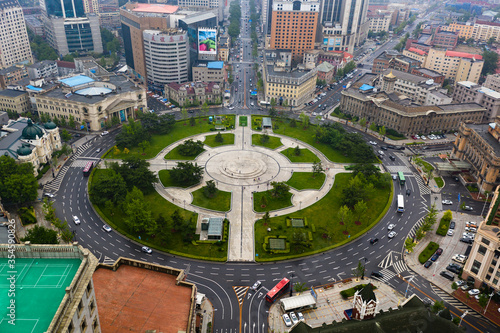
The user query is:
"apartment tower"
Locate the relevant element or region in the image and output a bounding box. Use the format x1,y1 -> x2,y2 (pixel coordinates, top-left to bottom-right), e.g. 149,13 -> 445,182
270,0 -> 320,63
0,0 -> 33,69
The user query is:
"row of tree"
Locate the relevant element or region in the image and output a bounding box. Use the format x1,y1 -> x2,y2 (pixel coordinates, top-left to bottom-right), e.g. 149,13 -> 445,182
228,2 -> 241,41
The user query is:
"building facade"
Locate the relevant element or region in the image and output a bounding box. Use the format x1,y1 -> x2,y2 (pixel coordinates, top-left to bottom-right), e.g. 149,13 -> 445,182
316,61 -> 335,83
25,14 -> 45,36
441,22 -> 474,39
0,89 -> 31,115
423,49 -> 483,84
432,30 -> 458,49
27,60 -> 58,79
165,81 -> 221,107
270,0 -> 320,63
0,65 -> 28,89
367,10 -> 391,33
34,74 -> 146,131
462,185 -> 500,290
192,61 -> 226,85
472,21 -> 500,43
143,29 -> 189,90
452,120 -> 500,193
340,82 -> 485,135
0,0 -> 33,69
379,69 -> 441,105
453,81 -> 500,123
484,74 -> 500,92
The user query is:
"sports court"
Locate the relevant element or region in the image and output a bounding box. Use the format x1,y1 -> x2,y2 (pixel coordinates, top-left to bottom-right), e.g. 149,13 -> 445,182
0,258 -> 81,333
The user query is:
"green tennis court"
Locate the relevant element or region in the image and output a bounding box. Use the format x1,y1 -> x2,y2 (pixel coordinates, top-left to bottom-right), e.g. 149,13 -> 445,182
0,258 -> 81,333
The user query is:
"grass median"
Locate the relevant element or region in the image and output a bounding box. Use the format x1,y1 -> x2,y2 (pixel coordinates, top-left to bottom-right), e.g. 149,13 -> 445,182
191,187 -> 231,212
280,148 -> 320,163
286,172 -> 325,190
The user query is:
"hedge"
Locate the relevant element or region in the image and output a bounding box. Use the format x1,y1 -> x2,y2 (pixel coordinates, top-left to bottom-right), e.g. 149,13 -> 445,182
418,241 -> 439,264
340,284 -> 377,299
436,210 -> 452,236
18,206 -> 37,225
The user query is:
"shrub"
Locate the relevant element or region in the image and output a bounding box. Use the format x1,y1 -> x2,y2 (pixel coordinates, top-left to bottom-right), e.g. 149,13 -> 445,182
386,128 -> 405,138
340,284 -> 377,299
436,210 -> 452,236
18,206 -> 37,225
418,241 -> 439,264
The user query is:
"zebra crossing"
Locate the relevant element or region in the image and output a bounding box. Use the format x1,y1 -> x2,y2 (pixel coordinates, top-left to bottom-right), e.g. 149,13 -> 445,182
374,268 -> 397,283
430,285 -> 483,319
408,217 -> 425,239
233,286 -> 249,306
75,142 -> 92,156
102,256 -> 116,265
43,166 -> 69,193
386,165 -> 412,174
392,260 -> 409,274
70,159 -> 99,168
413,172 -> 431,195
375,251 -> 409,283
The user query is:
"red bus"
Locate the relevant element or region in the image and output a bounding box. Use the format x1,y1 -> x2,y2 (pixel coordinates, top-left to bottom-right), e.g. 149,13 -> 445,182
83,161 -> 94,177
265,278 -> 290,302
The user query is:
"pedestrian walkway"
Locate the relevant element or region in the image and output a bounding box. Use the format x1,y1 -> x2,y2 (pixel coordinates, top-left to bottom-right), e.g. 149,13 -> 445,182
43,166 -> 69,193
430,285 -> 483,319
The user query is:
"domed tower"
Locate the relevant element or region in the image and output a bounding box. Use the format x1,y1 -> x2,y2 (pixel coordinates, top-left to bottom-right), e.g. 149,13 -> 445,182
44,121 -> 61,150
382,70 -> 397,94
22,119 -> 43,140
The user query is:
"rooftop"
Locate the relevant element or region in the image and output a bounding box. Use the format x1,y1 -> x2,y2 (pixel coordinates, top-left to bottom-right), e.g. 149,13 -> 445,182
445,50 -> 483,60
59,75 -> 94,87
0,89 -> 27,98
413,68 -> 443,78
131,3 -> 178,14
479,87 -> 500,99
0,258 -> 81,333
266,64 -> 313,79
207,61 -> 224,70
180,11 -> 217,24
381,69 -> 431,85
468,123 -> 500,157
458,81 -> 478,89
93,262 -> 194,332
316,62 -> 335,73
408,47 -> 427,56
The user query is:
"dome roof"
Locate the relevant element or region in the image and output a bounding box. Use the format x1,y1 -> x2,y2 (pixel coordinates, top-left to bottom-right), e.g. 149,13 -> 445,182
384,70 -> 396,79
44,121 -> 57,130
17,145 -> 32,156
22,119 -> 43,140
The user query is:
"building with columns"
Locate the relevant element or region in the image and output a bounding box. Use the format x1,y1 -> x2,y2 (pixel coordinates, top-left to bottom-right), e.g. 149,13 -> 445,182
452,119 -> 500,193
34,74 -> 146,131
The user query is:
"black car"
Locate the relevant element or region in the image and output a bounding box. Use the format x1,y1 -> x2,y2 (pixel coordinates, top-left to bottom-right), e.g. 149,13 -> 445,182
446,265 -> 460,274
389,156 -> 396,161
435,248 -> 443,255
424,261 -> 433,268
450,221 -> 455,229
440,271 -> 454,281
381,146 -> 388,150
371,271 -> 384,278
453,176 -> 459,182
406,189 -> 411,196
387,145 -> 396,149
370,238 -> 379,245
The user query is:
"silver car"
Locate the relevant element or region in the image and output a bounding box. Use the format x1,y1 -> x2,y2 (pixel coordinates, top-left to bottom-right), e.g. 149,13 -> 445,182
282,313 -> 292,327
289,312 -> 299,325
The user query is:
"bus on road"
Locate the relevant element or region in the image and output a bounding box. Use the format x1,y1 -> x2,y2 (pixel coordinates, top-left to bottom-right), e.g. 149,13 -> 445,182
398,171 -> 405,186
397,194 -> 405,213
83,161 -> 94,177
265,277 -> 290,303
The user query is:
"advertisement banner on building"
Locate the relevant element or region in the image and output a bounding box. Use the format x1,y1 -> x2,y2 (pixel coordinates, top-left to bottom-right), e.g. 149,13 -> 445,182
198,29 -> 217,55
323,38 -> 328,45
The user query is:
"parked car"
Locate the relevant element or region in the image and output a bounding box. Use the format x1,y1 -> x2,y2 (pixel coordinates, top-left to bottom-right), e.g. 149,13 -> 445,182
297,312 -> 305,322
424,261 -> 433,268
430,254 -> 439,261
44,192 -> 55,198
289,312 -> 299,325
464,226 -> 477,233
447,229 -> 454,236
440,271 -> 454,281
449,221 -> 455,229
452,254 -> 467,264
460,237 -> 473,244
283,314 -> 292,327
463,206 -> 473,211
468,289 -> 480,296
446,265 -> 460,274
462,232 -> 475,239
466,222 -> 477,227
442,200 -> 453,205
436,248 -> 443,255
455,280 -> 466,287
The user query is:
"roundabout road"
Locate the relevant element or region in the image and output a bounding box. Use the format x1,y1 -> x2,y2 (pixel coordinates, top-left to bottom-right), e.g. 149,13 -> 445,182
47,118 -> 496,333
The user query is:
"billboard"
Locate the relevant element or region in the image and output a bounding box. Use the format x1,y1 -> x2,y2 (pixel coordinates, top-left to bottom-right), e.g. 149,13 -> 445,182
198,29 -> 217,55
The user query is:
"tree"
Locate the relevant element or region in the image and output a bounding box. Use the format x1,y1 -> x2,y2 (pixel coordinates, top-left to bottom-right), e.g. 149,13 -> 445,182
270,181 -> 290,198
294,145 -> 301,156
177,139 -> 204,156
312,161 -> 324,177
124,186 -> 157,235
359,118 -> 367,127
138,140 -> 150,153
299,112 -> 309,128
89,169 -> 127,205
354,200 -> 368,223
478,293 -> 489,310
439,308 -> 452,321
189,116 -> 196,126
451,282 -> 458,291
352,260 -> 366,279
379,125 -> 386,137
337,205 -> 353,231
262,211 -> 270,223
260,133 -> 270,144
204,180 -> 218,198
431,300 -> 445,314
482,50 -> 499,76
112,157 -> 157,194
369,122 -> 378,132
294,282 -> 308,293
260,195 -> 268,208
0,156 -> 38,206
404,237 -> 416,252
61,129 -> 72,141
270,98 -> 277,107
268,107 -> 277,117
21,225 -> 58,244
170,162 -> 204,186
181,107 -> 188,123
115,119 -> 151,148
215,132 -> 223,143
291,231 -> 311,251
425,168 -> 433,185
201,101 -> 209,118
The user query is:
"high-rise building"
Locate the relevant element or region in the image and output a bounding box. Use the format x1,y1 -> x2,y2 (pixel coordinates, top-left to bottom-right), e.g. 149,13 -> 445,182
41,0 -> 103,56
269,0 -> 320,63
143,29 -> 189,90
320,0 -> 370,53
0,0 -> 33,69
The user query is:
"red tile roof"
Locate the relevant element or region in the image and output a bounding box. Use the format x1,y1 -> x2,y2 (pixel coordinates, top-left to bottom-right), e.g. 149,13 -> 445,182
408,47 -> 427,56
445,51 -> 483,60
56,61 -> 76,69
476,20 -> 500,27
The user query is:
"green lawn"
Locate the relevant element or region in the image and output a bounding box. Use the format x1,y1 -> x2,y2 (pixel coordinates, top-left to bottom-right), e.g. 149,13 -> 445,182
280,148 -> 320,163
253,191 -> 293,212
204,133 -> 235,147
105,115 -> 235,159
254,173 -> 392,261
158,169 -> 199,188
191,187 -> 231,212
286,172 -> 325,190
434,177 -> 444,188
263,117 -> 356,163
418,241 -> 439,264
387,135 -> 407,141
90,169 -> 227,261
252,134 -> 282,149
239,116 -> 248,126
421,160 -> 434,171
164,145 -> 205,160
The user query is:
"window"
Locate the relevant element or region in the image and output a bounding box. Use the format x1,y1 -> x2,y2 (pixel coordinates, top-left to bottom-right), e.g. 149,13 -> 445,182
471,260 -> 481,274
482,238 -> 490,246
478,245 -> 487,256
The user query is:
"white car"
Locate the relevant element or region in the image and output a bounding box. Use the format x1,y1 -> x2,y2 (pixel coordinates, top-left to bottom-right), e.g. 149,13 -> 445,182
228,106 -> 234,110
44,192 -> 55,198
72,216 -> 80,225
282,313 -> 292,327
388,231 -> 396,239
141,246 -> 152,254
101,131 -> 109,136
447,229 -> 454,236
463,232 -> 475,239
468,289 -> 480,296
289,312 -> 299,325
378,150 -> 385,155
251,280 -> 261,291
452,254 -> 467,263
421,135 -> 427,140
369,141 -> 377,145
442,200 -> 453,205
297,312 -> 305,322
387,224 -> 395,231
102,224 -> 112,232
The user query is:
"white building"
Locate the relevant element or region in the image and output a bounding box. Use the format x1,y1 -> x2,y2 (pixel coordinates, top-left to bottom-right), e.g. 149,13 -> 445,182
27,60 -> 58,80
379,69 -> 441,105
425,90 -> 453,106
0,0 -> 33,69
143,29 -> 189,91
367,11 -> 391,33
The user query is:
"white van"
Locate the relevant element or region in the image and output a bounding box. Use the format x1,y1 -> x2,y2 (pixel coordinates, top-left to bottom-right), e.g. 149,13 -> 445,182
250,102 -> 254,106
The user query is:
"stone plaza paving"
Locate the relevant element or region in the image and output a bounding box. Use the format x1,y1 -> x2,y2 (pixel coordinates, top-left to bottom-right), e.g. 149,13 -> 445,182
146,115 -> 352,261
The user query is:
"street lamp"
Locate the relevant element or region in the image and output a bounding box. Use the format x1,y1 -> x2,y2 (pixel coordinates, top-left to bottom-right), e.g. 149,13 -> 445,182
361,258 -> 368,279
459,311 -> 468,327
481,192 -> 490,217
184,199 -> 186,210
405,275 -> 414,298
289,272 -> 295,297
484,292 -> 495,314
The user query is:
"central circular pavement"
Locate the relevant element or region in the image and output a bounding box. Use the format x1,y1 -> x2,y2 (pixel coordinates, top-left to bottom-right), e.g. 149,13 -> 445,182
205,150 -> 281,186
